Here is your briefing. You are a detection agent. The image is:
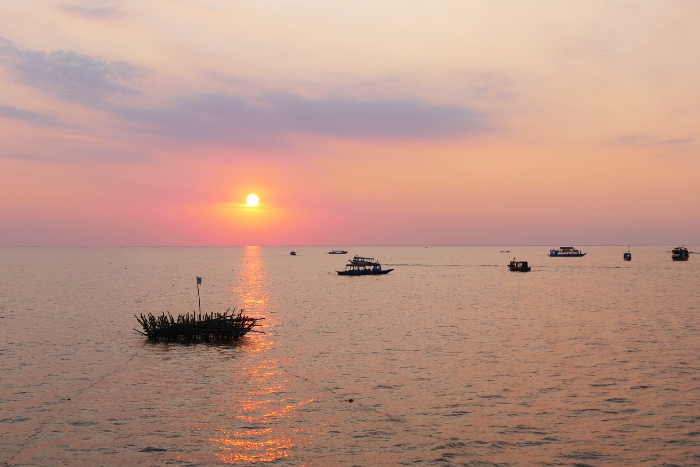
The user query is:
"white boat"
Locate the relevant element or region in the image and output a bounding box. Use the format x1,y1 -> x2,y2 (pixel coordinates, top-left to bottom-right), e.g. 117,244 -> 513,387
549,247 -> 586,257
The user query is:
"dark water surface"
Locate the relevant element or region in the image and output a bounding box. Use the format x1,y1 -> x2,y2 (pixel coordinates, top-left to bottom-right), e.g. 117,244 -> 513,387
1,246 -> 699,466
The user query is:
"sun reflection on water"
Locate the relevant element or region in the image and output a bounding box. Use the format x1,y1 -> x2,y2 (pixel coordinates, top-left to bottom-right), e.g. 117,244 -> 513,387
209,247 -> 319,464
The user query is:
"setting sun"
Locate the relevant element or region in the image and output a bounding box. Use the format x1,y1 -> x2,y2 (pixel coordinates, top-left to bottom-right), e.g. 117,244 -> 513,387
246,194 -> 260,207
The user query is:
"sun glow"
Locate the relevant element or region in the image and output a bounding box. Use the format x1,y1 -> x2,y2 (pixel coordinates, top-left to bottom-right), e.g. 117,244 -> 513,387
246,194 -> 260,207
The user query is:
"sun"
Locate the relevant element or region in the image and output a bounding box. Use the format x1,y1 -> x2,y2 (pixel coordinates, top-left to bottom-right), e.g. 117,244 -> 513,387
246,194 -> 260,207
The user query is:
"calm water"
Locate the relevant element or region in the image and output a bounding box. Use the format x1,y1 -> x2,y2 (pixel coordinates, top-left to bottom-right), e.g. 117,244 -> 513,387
1,246 -> 700,466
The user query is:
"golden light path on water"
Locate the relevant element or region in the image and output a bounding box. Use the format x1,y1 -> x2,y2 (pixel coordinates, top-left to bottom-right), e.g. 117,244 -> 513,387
210,246 -> 318,464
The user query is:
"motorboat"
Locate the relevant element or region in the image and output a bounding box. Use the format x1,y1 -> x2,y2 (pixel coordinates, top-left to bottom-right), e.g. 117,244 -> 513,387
290,251 -> 296,256
623,251 -> 631,261
328,250 -> 348,254
672,247 -> 689,261
508,260 -> 531,272
549,246 -> 586,257
337,256 -> 393,275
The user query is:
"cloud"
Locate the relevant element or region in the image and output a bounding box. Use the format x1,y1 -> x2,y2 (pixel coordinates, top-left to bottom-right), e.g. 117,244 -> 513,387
0,105 -> 62,127
610,134 -> 696,151
0,40 -> 486,145
119,93 -> 486,144
0,136 -> 147,163
0,37 -> 143,105
60,1 -> 124,20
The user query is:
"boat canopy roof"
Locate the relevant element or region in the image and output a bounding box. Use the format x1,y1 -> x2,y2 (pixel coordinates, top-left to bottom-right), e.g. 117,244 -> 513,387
352,255 -> 376,262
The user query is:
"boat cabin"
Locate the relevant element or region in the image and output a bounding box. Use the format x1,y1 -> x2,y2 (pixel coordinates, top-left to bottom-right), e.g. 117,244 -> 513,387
350,255 -> 378,265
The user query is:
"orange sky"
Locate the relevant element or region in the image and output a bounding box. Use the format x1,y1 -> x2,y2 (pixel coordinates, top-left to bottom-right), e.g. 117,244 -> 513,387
0,1 -> 698,245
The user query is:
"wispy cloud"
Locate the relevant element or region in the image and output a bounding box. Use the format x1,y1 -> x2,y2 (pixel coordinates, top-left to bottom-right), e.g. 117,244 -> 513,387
0,136 -> 147,163
610,134 -> 696,151
60,1 -> 124,20
119,93 -> 486,144
0,40 -> 487,144
0,105 -> 62,127
0,37 -> 143,105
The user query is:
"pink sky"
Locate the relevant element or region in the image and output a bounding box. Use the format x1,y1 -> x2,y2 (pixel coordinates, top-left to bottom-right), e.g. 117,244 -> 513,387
1,1 -> 699,246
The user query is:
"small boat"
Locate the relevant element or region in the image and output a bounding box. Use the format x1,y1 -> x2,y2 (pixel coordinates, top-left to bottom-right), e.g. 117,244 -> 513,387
549,246 -> 586,257
508,260 -> 531,272
328,250 -> 348,254
290,251 -> 296,256
337,256 -> 393,275
672,247 -> 689,261
623,251 -> 631,261
500,250 -> 510,253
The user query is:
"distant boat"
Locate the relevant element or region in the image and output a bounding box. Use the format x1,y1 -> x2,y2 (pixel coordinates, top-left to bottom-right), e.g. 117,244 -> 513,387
549,246 -> 586,257
290,251 -> 296,256
337,255 -> 393,276
508,260 -> 531,272
328,250 -> 348,254
500,250 -> 510,253
672,247 -> 689,261
623,251 -> 631,261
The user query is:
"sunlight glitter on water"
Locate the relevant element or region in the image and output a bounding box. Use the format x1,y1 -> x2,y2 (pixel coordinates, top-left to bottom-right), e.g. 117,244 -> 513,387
210,246 -> 319,464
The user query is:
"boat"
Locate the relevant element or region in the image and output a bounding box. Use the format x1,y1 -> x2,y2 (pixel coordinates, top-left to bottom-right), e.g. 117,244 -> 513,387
508,260 -> 531,272
337,256 -> 394,275
328,250 -> 348,254
549,246 -> 586,257
623,251 -> 631,261
672,247 -> 689,261
290,251 -> 296,256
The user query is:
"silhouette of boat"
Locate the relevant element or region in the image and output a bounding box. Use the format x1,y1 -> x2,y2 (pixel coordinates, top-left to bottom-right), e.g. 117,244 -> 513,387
337,256 -> 394,275
328,250 -> 348,254
672,247 -> 689,261
508,260 -> 531,272
623,251 -> 631,261
290,251 -> 296,256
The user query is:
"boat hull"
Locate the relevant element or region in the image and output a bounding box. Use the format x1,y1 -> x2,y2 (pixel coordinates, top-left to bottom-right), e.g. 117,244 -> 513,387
337,268 -> 394,276
549,253 -> 586,257
508,266 -> 531,272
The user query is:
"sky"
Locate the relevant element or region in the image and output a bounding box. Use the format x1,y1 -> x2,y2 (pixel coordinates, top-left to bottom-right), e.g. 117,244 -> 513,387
0,0 -> 699,246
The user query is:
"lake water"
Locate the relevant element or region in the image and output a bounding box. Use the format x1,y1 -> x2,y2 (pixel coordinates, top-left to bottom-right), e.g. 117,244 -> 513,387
1,246 -> 700,466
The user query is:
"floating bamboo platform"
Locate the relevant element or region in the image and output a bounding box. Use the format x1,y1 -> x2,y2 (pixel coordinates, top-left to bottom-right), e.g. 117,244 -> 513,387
134,308 -> 262,342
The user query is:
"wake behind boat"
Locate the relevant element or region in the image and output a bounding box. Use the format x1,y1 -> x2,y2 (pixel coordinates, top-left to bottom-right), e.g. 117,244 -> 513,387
549,246 -> 586,257
337,255 -> 394,276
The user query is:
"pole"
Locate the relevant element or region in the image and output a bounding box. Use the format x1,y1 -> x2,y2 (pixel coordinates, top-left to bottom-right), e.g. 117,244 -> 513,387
196,276 -> 202,317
